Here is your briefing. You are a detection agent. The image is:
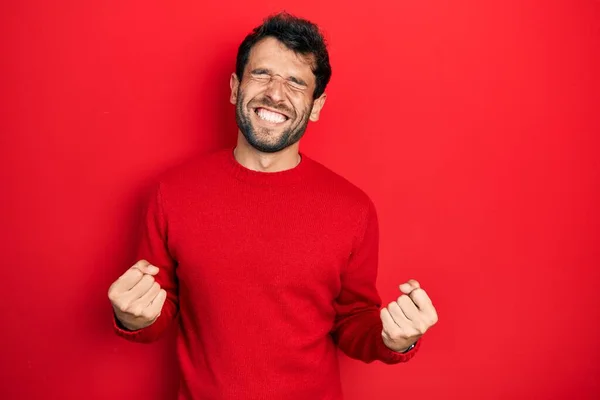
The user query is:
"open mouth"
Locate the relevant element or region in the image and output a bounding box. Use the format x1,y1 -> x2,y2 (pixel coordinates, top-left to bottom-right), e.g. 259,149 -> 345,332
253,107 -> 290,125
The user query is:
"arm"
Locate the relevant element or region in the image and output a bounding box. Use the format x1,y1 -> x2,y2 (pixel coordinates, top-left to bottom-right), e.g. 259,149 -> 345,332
331,199 -> 420,364
113,182 -> 179,343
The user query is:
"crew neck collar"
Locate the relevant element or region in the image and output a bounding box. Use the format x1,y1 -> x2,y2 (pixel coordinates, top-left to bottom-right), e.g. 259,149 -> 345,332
223,146 -> 311,186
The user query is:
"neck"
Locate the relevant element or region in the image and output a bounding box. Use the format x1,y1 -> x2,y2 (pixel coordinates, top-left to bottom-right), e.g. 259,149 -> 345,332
234,131 -> 301,172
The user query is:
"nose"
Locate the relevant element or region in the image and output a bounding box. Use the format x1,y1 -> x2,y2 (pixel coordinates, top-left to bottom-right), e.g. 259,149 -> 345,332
264,75 -> 286,103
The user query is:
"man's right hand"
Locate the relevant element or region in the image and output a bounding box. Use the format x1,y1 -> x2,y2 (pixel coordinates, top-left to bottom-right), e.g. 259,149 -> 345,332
108,260 -> 167,331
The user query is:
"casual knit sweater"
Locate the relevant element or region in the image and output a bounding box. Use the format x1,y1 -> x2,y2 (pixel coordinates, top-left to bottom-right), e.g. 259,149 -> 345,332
113,147 -> 420,399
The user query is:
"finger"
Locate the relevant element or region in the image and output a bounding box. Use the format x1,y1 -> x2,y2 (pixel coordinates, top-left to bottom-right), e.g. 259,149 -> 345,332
380,307 -> 403,337
388,301 -> 412,328
131,273 -> 156,296
122,274 -> 155,303
113,267 -> 144,292
146,289 -> 167,319
113,260 -> 159,292
397,294 -> 421,321
137,281 -> 162,308
399,279 -> 420,294
408,288 -> 434,312
132,259 -> 159,276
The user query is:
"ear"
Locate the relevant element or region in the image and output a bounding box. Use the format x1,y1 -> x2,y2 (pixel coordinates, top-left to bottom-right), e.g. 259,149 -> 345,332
230,73 -> 240,105
309,92 -> 327,122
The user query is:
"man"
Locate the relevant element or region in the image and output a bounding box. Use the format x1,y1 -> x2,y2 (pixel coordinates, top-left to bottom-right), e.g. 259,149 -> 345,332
108,12 -> 438,400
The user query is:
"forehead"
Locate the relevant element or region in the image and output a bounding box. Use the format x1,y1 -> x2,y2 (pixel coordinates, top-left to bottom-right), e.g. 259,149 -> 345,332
246,37 -> 316,83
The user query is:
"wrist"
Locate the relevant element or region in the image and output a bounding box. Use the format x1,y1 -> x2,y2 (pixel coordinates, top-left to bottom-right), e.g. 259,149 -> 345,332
114,313 -> 139,332
382,335 -> 417,353
396,341 -> 417,353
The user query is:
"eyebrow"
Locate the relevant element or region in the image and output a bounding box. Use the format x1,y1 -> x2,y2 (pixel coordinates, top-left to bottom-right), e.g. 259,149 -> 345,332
250,68 -> 308,87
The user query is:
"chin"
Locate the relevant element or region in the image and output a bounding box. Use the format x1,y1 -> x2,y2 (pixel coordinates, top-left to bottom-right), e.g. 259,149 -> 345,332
236,109 -> 305,153
246,135 -> 290,153
245,124 -> 291,153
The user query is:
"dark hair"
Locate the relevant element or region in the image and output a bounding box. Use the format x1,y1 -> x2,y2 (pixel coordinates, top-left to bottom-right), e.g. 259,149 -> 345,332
235,12 -> 332,99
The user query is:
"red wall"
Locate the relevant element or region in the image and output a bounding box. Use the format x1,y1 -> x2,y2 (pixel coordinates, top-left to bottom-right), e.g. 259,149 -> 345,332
1,1 -> 599,399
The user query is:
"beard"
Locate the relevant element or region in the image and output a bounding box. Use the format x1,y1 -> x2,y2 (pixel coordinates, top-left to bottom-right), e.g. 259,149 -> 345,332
235,89 -> 312,153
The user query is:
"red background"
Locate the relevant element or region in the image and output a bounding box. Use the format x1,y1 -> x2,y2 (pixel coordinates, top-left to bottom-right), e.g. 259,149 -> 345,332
1,1 -> 599,399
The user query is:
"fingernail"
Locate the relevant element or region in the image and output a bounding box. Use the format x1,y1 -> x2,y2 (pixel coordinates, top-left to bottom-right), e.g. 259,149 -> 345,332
148,265 -> 159,274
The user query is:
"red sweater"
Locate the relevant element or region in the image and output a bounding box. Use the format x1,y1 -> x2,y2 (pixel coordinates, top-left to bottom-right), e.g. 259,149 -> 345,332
114,147 -> 420,399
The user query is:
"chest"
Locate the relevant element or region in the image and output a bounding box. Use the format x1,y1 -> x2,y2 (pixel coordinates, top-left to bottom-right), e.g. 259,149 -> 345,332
166,191 -> 355,297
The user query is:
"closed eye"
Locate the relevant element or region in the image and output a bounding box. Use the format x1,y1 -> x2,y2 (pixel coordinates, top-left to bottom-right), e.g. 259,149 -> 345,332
250,68 -> 271,79
286,79 -> 307,91
288,76 -> 307,88
251,73 -> 271,81
249,68 -> 309,92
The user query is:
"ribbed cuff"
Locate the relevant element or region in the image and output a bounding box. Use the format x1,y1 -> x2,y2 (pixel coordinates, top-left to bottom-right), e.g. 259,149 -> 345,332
112,312 -> 156,343
377,336 -> 422,364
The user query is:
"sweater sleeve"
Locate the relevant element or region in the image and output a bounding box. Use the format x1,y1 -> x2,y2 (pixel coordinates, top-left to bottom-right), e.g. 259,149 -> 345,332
330,198 -> 421,364
113,182 -> 179,343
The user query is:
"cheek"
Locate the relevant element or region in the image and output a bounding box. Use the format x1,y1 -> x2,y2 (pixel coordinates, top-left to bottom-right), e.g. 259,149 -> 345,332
241,82 -> 264,100
290,98 -> 311,119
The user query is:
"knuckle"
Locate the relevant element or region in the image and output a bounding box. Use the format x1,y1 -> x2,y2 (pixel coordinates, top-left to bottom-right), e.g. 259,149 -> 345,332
117,300 -> 131,313
385,327 -> 398,338
107,287 -> 118,302
406,327 -> 420,337
393,330 -> 407,339
122,302 -> 137,315
141,308 -> 156,321
131,306 -> 144,317
430,313 -> 439,325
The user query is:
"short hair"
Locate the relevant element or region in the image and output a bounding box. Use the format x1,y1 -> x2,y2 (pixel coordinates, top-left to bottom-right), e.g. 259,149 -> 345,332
235,12 -> 332,99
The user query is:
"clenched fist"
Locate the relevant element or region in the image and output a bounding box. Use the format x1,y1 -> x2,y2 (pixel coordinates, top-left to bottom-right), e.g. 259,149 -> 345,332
108,260 -> 167,331
380,279 -> 438,352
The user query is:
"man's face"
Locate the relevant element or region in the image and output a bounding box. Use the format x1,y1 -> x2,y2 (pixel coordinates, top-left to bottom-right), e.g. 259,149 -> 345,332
230,37 -> 326,153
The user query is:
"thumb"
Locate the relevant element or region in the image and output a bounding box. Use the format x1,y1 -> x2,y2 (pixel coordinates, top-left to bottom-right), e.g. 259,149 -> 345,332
145,264 -> 160,275
399,279 -> 420,294
134,259 -> 160,276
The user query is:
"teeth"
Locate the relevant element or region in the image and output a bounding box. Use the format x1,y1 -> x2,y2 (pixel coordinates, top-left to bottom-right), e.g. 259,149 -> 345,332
257,108 -> 286,123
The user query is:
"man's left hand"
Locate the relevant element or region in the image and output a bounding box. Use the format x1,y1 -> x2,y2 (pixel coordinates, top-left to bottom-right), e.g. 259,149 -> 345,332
380,279 -> 438,352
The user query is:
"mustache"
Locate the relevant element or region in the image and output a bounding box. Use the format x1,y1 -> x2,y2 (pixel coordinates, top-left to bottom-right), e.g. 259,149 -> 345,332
250,98 -> 294,118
